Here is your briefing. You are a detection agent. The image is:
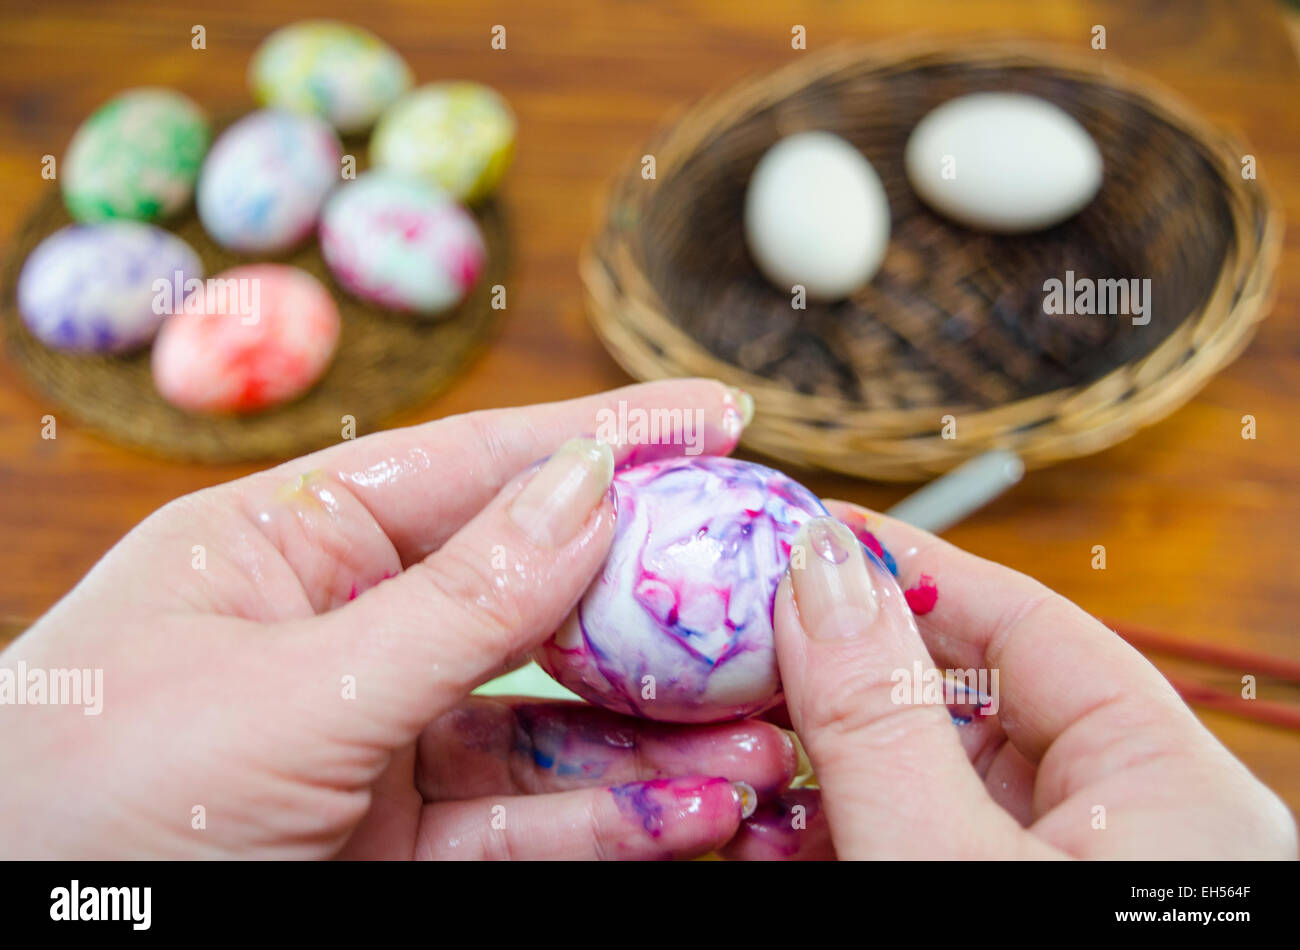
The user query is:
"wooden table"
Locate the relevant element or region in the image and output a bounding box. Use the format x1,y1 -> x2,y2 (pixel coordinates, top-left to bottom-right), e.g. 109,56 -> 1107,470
2,0 -> 1297,836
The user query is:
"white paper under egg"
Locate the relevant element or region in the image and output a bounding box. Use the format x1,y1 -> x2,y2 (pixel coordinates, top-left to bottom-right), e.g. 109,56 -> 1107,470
905,92 -> 1103,233
744,131 -> 891,301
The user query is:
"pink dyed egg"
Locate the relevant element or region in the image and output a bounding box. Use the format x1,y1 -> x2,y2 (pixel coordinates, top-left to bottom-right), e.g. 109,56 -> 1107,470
535,456 -> 829,723
318,170 -> 485,316
152,264 -> 340,413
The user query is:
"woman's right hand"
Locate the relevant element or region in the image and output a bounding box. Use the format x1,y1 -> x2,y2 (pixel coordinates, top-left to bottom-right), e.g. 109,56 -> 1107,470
724,501 -> 1296,860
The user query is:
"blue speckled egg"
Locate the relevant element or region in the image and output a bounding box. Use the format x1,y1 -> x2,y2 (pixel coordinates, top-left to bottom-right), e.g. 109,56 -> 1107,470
198,109 -> 342,253
17,222 -> 204,354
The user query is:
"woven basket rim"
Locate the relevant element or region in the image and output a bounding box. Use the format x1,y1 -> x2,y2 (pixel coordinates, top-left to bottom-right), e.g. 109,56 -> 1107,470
581,39 -> 1283,479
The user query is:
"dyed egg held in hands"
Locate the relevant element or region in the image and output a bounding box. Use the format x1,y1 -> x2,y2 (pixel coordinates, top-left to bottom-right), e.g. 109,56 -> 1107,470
535,456 -> 829,723
197,109 -> 342,254
18,222 -> 203,354
249,20 -> 412,134
319,170 -> 486,315
62,88 -> 210,223
152,264 -> 340,414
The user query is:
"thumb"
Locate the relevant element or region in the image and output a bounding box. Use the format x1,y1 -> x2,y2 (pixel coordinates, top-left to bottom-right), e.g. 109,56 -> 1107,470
774,516 -> 1038,858
292,437 -> 617,748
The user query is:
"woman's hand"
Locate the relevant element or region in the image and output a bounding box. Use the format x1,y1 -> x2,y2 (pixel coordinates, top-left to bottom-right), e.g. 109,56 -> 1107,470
723,502 -> 1297,860
0,379 -> 798,859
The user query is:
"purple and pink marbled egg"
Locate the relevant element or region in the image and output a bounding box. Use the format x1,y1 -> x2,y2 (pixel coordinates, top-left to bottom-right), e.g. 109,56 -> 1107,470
535,455 -> 828,724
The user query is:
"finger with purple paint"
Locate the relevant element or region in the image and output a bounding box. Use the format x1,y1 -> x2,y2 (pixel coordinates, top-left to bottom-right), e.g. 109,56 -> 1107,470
412,776 -> 752,860
414,696 -> 798,800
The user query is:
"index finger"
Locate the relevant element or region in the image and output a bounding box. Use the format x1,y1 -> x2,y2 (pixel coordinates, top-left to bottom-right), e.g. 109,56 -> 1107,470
252,378 -> 751,566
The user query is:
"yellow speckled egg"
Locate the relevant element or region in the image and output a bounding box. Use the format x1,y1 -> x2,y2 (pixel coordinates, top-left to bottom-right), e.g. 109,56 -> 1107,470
249,20 -> 412,135
370,82 -> 515,204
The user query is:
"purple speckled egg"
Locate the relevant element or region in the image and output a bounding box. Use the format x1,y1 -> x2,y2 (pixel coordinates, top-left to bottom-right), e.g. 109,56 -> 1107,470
535,455 -> 828,723
17,222 -> 204,354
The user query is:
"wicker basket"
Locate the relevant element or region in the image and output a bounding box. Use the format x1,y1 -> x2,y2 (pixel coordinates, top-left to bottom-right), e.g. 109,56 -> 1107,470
582,40 -> 1281,481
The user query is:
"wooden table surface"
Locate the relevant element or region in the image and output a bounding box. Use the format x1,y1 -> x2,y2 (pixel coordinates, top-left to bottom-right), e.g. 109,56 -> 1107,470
2,0 -> 1298,837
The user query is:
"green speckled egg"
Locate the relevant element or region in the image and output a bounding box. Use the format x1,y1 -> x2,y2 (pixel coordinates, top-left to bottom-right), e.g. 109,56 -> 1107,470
62,88 -> 210,223
371,82 -> 515,204
250,20 -> 412,135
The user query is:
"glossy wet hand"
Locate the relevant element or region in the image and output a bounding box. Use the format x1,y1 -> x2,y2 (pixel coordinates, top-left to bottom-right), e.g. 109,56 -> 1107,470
725,502 -> 1296,860
0,380 -> 796,859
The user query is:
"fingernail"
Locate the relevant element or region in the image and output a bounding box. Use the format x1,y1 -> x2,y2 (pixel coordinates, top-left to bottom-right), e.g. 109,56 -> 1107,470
509,438 -> 615,547
776,727 -> 798,777
720,384 -> 755,440
727,386 -> 755,427
732,780 -> 758,819
829,502 -> 899,576
786,729 -> 817,788
790,517 -> 879,640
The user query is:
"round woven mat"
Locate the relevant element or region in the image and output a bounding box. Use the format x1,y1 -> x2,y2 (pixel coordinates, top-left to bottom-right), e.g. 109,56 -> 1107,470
1,144 -> 508,463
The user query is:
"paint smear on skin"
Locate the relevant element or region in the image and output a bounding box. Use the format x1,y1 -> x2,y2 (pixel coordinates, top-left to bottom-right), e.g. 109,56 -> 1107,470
443,702 -> 638,784
838,507 -> 942,617
720,788 -> 832,861
275,469 -> 332,510
347,569 -> 396,602
512,704 -> 635,781
904,574 -> 939,615
508,705 -> 795,796
837,508 -> 899,576
945,672 -> 994,726
609,776 -> 736,840
446,703 -> 510,755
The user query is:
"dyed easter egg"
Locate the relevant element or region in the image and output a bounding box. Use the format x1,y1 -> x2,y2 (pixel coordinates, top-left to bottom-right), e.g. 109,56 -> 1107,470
62,88 -> 210,223
319,170 -> 486,315
197,109 -> 342,253
17,222 -> 203,354
152,264 -> 340,413
370,82 -> 515,203
905,93 -> 1103,233
535,456 -> 828,723
249,20 -> 412,134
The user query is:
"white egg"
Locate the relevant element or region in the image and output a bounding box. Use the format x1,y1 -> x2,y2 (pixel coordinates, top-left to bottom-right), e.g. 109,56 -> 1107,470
744,131 -> 890,300
905,92 -> 1103,233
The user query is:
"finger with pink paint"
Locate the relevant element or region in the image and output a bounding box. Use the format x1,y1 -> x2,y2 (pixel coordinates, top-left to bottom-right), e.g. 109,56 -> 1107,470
772,503 -> 1295,859
772,516 -> 1036,859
